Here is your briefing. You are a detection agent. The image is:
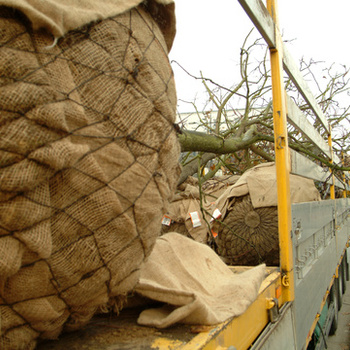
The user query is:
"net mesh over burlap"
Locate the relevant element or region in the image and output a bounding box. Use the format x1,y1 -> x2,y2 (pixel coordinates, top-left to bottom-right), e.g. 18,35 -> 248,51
213,163 -> 321,266
0,4 -> 180,349
215,195 -> 279,266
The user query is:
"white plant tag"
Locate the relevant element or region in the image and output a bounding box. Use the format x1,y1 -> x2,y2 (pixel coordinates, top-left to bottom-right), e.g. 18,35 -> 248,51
189,211 -> 201,228
210,208 -> 222,222
161,215 -> 172,226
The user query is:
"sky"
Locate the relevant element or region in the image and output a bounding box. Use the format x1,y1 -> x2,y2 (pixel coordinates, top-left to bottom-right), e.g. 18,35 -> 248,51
169,0 -> 350,113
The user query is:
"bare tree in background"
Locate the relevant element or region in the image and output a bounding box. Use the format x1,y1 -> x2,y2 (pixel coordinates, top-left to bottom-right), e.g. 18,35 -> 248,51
173,31 -> 350,186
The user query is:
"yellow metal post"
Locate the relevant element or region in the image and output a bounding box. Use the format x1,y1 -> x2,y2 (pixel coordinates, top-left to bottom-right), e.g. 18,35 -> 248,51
266,0 -> 294,302
341,151 -> 347,198
328,129 -> 335,200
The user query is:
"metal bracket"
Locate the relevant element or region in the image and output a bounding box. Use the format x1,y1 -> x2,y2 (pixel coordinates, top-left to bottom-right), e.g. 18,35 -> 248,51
266,298 -> 279,323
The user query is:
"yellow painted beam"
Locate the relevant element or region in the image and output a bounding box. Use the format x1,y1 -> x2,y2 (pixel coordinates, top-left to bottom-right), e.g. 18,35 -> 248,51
328,131 -> 335,200
149,269 -> 281,350
341,151 -> 347,198
266,0 -> 294,303
194,270 -> 281,350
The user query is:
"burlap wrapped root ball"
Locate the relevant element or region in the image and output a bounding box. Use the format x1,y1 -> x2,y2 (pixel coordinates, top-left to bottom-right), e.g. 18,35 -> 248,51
161,218 -> 189,237
161,176 -> 198,238
201,174 -> 240,201
161,175 -> 240,240
160,189 -> 201,240
215,195 -> 279,266
0,3 -> 180,350
214,163 -> 321,266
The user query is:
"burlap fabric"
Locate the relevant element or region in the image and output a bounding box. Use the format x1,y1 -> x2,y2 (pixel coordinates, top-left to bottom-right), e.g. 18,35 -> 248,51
215,195 -> 279,266
214,163 -> 321,212
160,184 -> 208,243
213,163 -> 321,266
201,174 -> 240,202
135,232 -> 267,328
0,0 -> 175,49
161,176 -> 239,244
0,3 -> 180,349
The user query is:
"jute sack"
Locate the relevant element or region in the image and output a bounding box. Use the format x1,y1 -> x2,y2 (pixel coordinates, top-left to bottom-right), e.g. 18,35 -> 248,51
0,2 -> 180,349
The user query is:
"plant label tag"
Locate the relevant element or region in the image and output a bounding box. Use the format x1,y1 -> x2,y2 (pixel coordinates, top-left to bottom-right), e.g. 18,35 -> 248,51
161,215 -> 172,226
189,211 -> 201,227
210,208 -> 222,222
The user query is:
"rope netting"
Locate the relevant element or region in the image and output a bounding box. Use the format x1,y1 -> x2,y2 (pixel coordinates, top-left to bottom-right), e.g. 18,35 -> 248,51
0,4 -> 180,349
215,195 -> 279,266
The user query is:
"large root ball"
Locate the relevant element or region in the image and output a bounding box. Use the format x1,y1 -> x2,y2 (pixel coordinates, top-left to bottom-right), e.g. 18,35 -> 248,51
215,196 -> 279,266
0,4 -> 180,349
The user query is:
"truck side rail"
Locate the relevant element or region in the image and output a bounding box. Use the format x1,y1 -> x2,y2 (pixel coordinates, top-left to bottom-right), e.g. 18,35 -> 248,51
292,199 -> 350,349
237,0 -> 350,349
